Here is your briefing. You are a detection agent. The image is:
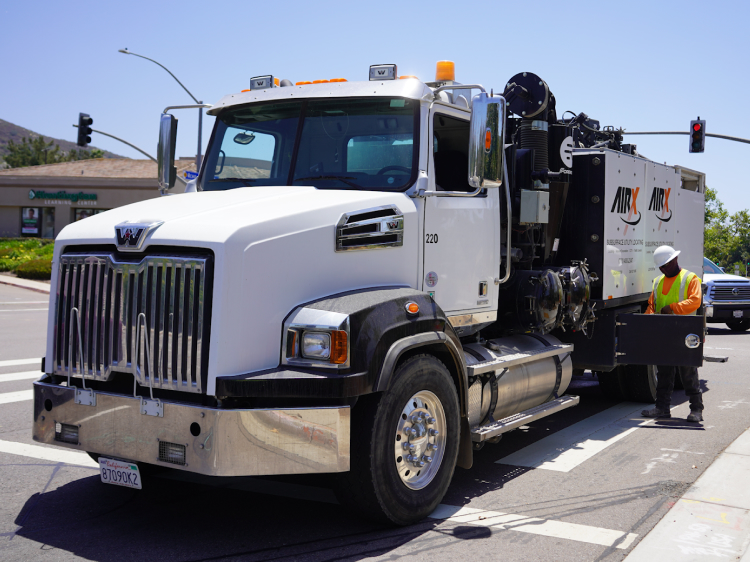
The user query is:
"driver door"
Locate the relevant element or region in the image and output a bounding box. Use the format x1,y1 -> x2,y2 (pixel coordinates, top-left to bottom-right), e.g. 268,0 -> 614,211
422,108 -> 500,326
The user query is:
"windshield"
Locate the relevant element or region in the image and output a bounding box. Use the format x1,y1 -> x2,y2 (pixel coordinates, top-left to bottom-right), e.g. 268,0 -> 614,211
201,97 -> 418,192
703,257 -> 724,275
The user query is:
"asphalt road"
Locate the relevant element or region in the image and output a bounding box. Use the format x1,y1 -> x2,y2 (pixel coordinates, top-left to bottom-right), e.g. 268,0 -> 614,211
0,281 -> 748,562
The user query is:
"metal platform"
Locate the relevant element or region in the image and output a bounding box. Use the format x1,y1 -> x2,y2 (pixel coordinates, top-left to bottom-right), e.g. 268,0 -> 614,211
467,344 -> 574,376
470,395 -> 580,442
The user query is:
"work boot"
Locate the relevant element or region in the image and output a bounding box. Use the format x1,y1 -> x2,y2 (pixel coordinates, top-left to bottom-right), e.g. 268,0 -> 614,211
641,407 -> 671,418
687,411 -> 703,423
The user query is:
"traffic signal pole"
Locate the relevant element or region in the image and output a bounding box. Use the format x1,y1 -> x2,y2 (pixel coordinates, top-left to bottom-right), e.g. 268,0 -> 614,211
72,124 -> 186,185
622,131 -> 750,145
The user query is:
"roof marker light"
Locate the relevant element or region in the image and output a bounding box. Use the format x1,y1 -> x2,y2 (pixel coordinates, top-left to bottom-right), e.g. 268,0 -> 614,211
329,78 -> 347,82
250,75 -> 278,90
435,60 -> 455,82
312,79 -> 330,84
399,75 -> 419,80
296,81 -> 312,85
369,64 -> 397,81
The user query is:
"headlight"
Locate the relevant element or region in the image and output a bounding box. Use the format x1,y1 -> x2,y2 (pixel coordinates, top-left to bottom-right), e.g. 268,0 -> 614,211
282,308 -> 350,368
302,332 -> 331,359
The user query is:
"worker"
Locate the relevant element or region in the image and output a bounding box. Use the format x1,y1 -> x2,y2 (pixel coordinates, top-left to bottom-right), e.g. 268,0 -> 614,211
641,245 -> 704,422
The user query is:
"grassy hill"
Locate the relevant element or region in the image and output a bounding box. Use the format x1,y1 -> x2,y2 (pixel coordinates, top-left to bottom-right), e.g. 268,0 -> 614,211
0,119 -> 123,165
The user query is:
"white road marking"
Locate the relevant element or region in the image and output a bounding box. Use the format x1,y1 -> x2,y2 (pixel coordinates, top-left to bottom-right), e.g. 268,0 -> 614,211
496,402 -> 651,472
662,448 -> 704,455
0,371 -> 41,383
0,301 -> 48,304
0,308 -> 48,312
430,505 -> 637,549
0,357 -> 41,368
0,439 -> 97,467
0,390 -> 33,404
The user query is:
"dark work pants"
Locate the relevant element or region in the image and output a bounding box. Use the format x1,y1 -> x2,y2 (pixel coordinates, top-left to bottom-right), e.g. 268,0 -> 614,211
655,365 -> 704,412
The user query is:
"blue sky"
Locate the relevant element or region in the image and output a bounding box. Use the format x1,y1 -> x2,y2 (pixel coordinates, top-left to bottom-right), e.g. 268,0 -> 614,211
1,0 -> 747,213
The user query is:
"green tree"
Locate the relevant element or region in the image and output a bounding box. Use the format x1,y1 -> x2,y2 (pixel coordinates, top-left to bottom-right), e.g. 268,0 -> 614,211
4,136 -> 103,168
705,187 -> 750,275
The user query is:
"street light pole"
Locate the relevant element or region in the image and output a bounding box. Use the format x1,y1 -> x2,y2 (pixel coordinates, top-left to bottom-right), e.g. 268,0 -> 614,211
118,48 -> 204,171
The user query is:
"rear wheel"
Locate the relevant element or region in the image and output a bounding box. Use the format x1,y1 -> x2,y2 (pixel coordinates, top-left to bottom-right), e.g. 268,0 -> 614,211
727,320 -> 750,332
596,370 -> 625,400
334,354 -> 460,525
620,364 -> 658,403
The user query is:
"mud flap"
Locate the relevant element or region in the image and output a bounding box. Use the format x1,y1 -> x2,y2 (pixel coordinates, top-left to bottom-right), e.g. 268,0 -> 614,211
457,416 -> 473,469
616,313 -> 704,367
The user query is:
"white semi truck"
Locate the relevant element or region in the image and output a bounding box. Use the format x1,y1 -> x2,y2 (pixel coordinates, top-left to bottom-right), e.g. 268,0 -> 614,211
33,62 -> 706,525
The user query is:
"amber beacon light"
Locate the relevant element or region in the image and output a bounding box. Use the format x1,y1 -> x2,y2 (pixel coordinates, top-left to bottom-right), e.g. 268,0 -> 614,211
435,60 -> 455,82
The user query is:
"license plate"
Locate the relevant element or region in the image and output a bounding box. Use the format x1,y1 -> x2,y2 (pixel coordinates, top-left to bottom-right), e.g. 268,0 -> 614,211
99,457 -> 142,489
734,310 -> 744,318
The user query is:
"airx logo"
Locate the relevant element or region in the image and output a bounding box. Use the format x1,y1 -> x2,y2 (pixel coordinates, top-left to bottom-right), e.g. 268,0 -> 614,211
610,186 -> 641,234
648,187 -> 672,228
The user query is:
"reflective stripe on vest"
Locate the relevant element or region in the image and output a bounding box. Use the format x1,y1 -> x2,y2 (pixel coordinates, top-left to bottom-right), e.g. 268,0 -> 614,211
652,269 -> 700,315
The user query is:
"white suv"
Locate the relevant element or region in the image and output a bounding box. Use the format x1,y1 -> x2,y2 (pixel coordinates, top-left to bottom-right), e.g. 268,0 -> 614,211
703,257 -> 750,331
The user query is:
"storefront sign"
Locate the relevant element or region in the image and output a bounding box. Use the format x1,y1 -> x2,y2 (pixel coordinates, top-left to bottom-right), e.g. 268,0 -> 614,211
29,189 -> 97,203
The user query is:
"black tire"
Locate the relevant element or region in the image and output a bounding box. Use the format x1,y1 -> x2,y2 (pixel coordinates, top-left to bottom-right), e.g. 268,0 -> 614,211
726,320 -> 750,332
596,370 -> 625,400
620,364 -> 658,403
333,354 -> 460,526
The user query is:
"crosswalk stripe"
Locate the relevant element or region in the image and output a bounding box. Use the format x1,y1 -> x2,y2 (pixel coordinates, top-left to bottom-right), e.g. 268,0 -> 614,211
0,371 -> 41,383
0,358 -> 41,368
0,439 -> 97,467
0,301 -> 48,304
497,402 -> 657,472
0,390 -> 33,404
0,308 -> 48,312
430,505 -> 638,549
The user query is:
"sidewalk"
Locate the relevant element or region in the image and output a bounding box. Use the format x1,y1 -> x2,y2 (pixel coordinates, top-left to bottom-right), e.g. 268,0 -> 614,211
625,426 -> 750,560
0,274 -> 50,294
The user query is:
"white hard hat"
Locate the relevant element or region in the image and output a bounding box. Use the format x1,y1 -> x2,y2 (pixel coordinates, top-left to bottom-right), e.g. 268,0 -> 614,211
654,245 -> 680,268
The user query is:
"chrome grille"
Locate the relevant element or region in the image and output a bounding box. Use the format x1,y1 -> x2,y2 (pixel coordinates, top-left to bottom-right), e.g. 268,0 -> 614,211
53,252 -> 212,393
710,285 -> 750,301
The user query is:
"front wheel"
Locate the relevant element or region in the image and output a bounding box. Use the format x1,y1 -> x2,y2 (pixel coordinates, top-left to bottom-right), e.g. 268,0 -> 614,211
334,354 -> 460,525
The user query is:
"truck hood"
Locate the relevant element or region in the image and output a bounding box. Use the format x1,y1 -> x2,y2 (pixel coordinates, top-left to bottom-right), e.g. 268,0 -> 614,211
55,185 -> 409,248
703,273 -> 750,284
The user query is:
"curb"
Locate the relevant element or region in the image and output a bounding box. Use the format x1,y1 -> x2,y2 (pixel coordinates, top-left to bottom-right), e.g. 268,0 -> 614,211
0,276 -> 51,295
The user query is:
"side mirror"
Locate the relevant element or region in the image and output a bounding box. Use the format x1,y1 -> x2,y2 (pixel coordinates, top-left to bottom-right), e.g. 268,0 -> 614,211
468,93 -> 505,188
158,114 -> 178,193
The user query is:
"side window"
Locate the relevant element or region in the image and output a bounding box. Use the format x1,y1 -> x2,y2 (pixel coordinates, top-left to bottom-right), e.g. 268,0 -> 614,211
432,113 -> 472,192
215,128 -> 276,180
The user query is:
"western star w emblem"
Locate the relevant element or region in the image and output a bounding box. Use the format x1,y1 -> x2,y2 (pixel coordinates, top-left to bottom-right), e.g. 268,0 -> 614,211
116,227 -> 144,246
387,221 -> 399,230
115,221 -> 164,252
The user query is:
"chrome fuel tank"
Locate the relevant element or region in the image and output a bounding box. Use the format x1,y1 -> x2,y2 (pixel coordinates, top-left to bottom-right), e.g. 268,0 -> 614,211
463,334 -> 572,426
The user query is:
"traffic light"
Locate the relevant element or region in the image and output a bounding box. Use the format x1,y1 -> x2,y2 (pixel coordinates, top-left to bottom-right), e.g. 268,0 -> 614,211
689,117 -> 705,153
77,113 -> 93,147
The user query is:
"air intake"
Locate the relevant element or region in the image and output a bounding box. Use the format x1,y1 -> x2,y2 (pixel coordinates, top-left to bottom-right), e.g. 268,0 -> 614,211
335,205 -> 404,252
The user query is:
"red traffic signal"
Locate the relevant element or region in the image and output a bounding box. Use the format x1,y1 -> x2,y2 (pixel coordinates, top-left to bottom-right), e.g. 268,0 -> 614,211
689,117 -> 705,153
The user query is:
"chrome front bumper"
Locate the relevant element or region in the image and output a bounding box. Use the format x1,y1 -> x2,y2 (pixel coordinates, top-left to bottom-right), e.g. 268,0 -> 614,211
32,377 -> 350,476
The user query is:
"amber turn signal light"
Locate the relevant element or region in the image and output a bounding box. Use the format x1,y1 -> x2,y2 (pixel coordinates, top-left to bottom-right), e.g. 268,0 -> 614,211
330,331 -> 348,364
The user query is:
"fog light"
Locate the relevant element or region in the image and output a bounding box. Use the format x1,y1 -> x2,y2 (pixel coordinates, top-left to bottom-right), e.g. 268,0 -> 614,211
705,305 -> 713,318
55,422 -> 79,445
302,332 -> 331,360
158,442 -> 186,465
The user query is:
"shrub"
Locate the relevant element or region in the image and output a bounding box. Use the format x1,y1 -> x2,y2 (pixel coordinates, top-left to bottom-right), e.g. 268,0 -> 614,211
15,258 -> 52,280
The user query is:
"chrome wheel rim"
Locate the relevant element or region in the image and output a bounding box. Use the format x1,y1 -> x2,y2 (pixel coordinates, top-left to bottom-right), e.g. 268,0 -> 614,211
394,389 -> 446,490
